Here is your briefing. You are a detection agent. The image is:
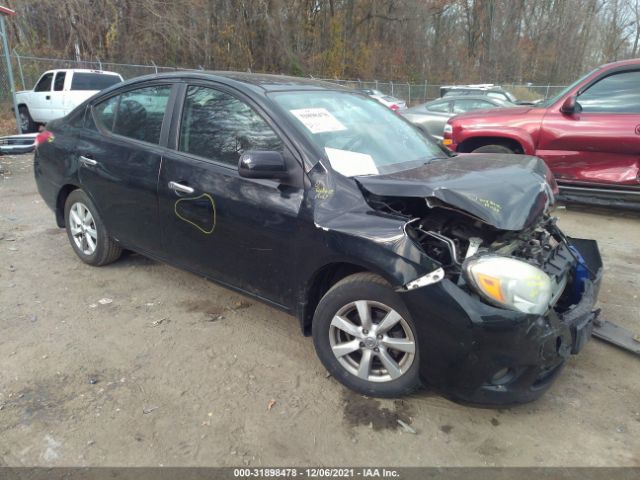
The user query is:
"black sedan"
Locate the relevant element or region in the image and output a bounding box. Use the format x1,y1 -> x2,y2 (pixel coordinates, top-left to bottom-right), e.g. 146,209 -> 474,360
33,72 -> 603,405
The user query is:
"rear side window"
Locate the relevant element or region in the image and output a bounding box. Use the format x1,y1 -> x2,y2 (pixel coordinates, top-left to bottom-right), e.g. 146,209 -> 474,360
71,73 -> 122,91
179,85 -> 283,165
453,99 -> 494,113
34,73 -> 53,92
426,102 -> 450,113
579,71 -> 640,113
53,72 -> 66,91
486,91 -> 508,101
93,95 -> 119,132
113,86 -> 171,143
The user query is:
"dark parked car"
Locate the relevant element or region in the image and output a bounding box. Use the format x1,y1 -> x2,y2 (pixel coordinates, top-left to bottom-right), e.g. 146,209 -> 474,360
443,59 -> 640,209
34,72 -> 602,405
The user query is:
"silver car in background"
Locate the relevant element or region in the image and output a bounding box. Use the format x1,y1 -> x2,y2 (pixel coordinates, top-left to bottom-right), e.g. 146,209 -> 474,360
358,89 -> 407,111
402,95 -> 513,139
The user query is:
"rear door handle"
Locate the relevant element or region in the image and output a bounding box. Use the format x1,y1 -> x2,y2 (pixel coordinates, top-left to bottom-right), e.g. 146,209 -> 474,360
46,95 -> 51,100
79,155 -> 98,166
168,181 -> 194,195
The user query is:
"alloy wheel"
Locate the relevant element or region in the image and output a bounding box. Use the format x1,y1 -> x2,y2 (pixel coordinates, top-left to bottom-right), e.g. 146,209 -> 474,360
69,202 -> 98,255
329,300 -> 416,383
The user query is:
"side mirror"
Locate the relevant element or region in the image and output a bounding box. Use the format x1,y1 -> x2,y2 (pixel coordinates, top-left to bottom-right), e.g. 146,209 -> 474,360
238,150 -> 288,180
560,95 -> 582,115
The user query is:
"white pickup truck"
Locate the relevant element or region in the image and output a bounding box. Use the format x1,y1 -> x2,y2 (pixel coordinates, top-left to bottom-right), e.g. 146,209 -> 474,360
16,69 -> 123,133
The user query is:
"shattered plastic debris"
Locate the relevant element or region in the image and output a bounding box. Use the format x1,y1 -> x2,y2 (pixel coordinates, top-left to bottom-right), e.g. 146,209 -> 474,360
98,298 -> 113,305
267,399 -> 276,411
142,405 -> 159,415
396,419 -> 417,434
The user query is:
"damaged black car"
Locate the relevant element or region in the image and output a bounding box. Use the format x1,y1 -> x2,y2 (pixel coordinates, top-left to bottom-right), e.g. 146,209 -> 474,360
34,72 -> 603,405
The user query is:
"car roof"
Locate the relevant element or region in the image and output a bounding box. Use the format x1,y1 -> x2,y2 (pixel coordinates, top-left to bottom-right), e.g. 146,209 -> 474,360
444,85 -> 506,92
119,71 -> 347,93
44,68 -> 121,76
427,95 -> 508,105
600,58 -> 640,69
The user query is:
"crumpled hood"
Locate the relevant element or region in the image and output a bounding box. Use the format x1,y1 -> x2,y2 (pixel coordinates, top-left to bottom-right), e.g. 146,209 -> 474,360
355,154 -> 554,231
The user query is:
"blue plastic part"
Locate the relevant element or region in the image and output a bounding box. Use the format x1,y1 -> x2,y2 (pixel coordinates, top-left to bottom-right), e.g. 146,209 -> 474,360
569,245 -> 589,303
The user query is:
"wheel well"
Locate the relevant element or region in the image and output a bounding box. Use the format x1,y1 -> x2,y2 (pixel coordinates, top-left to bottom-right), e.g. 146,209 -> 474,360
300,262 -> 367,336
458,136 -> 524,154
55,184 -> 79,227
18,103 -> 27,110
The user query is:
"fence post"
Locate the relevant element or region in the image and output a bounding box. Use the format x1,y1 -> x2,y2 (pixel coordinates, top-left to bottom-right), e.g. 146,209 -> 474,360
407,82 -> 411,105
151,60 -> 158,74
545,84 -> 550,99
375,79 -> 378,90
13,48 -> 24,89
423,80 -> 427,103
0,16 -> 21,133
390,81 -> 394,96
97,57 -> 102,70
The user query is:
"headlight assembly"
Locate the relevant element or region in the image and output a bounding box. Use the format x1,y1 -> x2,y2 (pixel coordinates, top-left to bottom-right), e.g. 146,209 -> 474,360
464,255 -> 552,315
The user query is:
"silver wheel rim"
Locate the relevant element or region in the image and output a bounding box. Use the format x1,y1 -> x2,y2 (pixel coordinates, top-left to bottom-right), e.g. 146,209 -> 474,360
69,202 -> 98,255
329,300 -> 416,383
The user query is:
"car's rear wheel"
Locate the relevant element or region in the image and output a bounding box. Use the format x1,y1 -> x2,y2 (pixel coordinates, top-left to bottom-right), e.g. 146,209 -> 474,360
472,144 -> 514,154
312,273 -> 421,397
64,189 -> 122,266
18,106 -> 36,133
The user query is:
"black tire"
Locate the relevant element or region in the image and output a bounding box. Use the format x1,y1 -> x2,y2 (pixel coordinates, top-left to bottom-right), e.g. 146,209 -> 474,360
472,144 -> 514,154
312,272 -> 421,398
64,189 -> 122,266
18,106 -> 36,133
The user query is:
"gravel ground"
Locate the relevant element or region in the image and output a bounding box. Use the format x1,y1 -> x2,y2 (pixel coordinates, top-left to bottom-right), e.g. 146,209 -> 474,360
1,153 -> 639,467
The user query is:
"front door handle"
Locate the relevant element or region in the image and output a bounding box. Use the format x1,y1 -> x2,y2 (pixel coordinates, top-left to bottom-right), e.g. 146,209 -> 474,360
168,181 -> 194,195
79,155 -> 98,166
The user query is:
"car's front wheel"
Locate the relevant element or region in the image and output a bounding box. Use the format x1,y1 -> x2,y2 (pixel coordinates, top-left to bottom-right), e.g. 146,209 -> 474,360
64,189 -> 122,266
312,273 -> 421,397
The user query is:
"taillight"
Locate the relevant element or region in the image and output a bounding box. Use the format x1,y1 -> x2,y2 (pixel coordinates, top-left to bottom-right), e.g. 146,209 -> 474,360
35,130 -> 52,147
390,104 -> 400,112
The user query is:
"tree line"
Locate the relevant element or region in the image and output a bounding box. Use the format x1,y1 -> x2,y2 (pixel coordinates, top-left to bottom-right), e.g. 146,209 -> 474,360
5,0 -> 640,84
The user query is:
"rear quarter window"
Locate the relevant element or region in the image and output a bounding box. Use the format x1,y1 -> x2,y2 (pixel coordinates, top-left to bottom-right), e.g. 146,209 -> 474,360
71,73 -> 122,91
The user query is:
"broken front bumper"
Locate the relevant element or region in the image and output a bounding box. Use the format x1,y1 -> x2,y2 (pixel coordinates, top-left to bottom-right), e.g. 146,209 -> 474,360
400,238 -> 603,406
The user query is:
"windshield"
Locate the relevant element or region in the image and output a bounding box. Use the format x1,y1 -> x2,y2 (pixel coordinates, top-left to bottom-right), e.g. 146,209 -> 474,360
536,68 -> 599,108
270,91 -> 445,176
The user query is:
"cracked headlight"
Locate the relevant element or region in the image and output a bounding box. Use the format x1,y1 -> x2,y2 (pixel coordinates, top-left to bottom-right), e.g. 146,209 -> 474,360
464,256 -> 552,315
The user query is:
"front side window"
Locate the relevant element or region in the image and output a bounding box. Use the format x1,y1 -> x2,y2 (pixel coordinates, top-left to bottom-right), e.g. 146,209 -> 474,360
578,70 -> 640,113
272,91 -> 445,177
112,85 -> 171,143
54,72 -> 66,91
179,86 -> 283,166
34,73 -> 53,92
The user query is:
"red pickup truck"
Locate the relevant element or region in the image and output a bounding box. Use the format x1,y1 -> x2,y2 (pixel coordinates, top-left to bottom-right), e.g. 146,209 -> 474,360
443,59 -> 640,208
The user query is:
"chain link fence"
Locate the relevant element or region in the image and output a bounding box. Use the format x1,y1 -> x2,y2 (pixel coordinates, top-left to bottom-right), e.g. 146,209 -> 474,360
1,53 -> 568,106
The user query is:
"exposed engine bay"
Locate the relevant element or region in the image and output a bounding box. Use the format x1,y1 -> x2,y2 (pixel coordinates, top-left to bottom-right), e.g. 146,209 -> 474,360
365,193 -> 581,313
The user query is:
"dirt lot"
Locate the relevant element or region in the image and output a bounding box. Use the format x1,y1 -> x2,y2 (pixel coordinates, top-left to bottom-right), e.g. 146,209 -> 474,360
1,153 -> 639,467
